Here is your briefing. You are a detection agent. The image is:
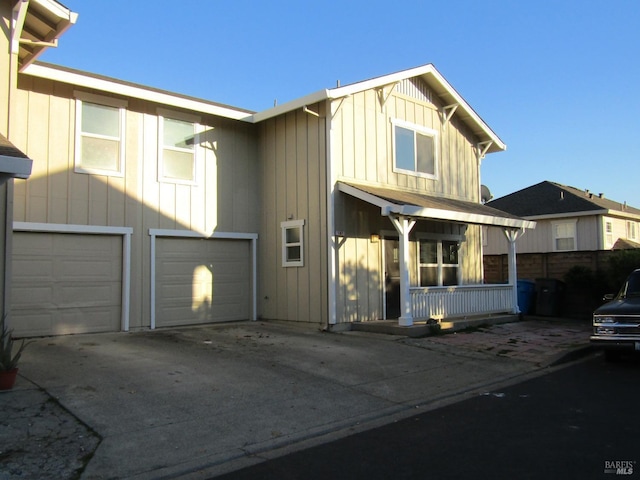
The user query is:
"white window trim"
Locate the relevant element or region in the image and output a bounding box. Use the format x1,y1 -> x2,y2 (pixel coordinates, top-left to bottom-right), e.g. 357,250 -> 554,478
391,118 -> 438,180
74,91 -> 127,177
281,219 -> 305,267
417,234 -> 462,286
626,221 -> 637,241
551,219 -> 577,252
157,108 -> 201,185
605,220 -> 613,248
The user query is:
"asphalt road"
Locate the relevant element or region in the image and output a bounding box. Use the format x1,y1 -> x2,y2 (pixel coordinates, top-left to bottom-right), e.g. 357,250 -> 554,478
215,352 -> 640,480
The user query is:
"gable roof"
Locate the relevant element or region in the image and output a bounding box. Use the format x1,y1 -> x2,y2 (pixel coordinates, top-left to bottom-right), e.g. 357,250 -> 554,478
250,64 -> 505,153
487,181 -> 640,220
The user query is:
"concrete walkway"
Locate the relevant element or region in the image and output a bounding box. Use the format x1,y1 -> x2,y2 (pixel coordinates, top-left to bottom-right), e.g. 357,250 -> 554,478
0,317 -> 593,479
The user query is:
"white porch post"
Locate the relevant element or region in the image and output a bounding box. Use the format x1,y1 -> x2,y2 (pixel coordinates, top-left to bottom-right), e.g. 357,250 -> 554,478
390,215 -> 416,326
503,228 -> 524,314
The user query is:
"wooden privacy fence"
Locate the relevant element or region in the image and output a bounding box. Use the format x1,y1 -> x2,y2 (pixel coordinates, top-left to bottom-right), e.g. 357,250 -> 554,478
483,250 -> 615,284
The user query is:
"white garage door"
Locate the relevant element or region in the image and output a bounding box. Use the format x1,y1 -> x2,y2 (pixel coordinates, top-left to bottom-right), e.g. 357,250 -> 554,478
155,238 -> 251,327
12,232 -> 123,337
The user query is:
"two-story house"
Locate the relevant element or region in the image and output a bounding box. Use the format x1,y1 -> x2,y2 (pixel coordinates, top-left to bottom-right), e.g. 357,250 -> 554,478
484,181 -> 640,255
3,0 -> 534,337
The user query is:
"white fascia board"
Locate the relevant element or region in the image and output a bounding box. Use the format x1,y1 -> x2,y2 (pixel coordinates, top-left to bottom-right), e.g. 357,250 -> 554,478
336,182 -> 396,210
526,209 -> 640,222
326,64 -> 506,152
328,64 -> 436,99
424,67 -> 506,152
382,204 -> 536,229
0,155 -> 33,179
249,90 -> 330,123
523,210 -> 607,221
19,1 -> 78,69
32,0 -> 78,21
23,63 -> 252,122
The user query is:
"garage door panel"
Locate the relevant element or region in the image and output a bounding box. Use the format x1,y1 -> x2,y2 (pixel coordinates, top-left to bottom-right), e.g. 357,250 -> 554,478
12,232 -> 123,337
156,238 -> 251,327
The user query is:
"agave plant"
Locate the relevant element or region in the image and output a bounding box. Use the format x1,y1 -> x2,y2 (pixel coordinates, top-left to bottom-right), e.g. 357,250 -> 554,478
0,316 -> 29,372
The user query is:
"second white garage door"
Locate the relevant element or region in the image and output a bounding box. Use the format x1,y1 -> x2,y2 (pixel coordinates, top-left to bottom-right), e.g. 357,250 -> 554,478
155,238 -> 251,327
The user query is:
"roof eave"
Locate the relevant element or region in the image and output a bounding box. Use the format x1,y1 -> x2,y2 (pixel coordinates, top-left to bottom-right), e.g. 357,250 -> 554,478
248,90 -> 331,123
250,64 -> 505,152
17,0 -> 78,70
21,63 -> 253,121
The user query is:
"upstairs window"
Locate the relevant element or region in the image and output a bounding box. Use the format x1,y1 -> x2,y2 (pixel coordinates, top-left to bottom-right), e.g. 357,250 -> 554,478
627,221 -> 637,241
281,220 -> 305,267
552,220 -> 576,251
158,111 -> 198,184
392,119 -> 437,179
75,92 -> 126,176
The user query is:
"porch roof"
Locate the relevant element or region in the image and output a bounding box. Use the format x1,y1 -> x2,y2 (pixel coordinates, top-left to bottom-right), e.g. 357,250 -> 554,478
337,182 -> 536,229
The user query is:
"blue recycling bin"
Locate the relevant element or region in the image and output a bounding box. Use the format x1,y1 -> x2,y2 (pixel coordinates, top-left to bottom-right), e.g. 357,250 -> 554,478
517,279 -> 536,315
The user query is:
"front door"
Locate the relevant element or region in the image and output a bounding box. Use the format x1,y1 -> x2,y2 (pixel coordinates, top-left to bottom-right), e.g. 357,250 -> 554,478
384,239 -> 400,319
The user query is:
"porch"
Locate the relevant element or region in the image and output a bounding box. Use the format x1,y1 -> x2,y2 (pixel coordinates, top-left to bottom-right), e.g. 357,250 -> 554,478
336,182 -> 536,328
350,283 -> 517,337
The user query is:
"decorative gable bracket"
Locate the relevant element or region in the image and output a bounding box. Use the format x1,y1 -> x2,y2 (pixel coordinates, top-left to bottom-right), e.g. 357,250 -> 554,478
376,82 -> 400,109
476,141 -> 493,162
441,103 -> 459,128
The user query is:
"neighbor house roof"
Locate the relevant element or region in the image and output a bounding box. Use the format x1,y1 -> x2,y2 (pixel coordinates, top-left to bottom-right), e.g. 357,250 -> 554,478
11,0 -> 78,70
487,181 -> 640,220
338,182 -> 535,229
250,64 -> 505,153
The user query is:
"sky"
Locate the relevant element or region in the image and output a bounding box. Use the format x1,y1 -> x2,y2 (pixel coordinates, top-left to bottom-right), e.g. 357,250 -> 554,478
41,0 -> 640,206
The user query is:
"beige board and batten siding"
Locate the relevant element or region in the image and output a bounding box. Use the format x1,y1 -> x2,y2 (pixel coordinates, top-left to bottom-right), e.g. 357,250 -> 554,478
330,78 -> 484,323
11,73 -> 260,333
332,78 -> 480,201
258,104 -> 328,324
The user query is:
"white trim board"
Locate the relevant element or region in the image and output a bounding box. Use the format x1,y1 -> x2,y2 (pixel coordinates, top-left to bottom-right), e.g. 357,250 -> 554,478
13,222 -> 133,332
148,229 -> 258,329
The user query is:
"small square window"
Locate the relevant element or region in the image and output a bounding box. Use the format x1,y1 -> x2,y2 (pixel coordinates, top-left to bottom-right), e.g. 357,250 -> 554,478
281,220 -> 305,267
158,114 -> 198,184
74,93 -> 126,176
392,119 -> 437,178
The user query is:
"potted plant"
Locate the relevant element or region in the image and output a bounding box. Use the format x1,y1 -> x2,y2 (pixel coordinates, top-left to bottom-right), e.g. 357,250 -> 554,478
0,315 -> 29,390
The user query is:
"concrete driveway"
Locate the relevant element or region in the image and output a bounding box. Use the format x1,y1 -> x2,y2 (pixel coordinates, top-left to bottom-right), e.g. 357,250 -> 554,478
1,318 -> 592,479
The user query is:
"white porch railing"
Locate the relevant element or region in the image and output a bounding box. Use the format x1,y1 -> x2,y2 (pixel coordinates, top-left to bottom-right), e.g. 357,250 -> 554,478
410,284 -> 514,320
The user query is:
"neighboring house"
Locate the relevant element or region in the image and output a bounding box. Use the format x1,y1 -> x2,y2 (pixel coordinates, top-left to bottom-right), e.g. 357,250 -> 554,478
484,181 -> 640,255
3,1 -> 534,337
